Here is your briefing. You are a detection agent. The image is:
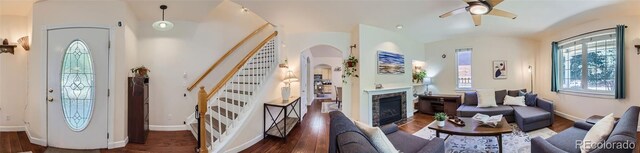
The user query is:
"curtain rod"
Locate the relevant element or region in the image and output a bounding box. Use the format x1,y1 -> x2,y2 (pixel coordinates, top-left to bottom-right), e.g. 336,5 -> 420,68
557,26 -> 627,43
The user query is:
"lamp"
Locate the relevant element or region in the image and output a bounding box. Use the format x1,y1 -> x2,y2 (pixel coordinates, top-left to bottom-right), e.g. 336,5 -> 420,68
282,70 -> 298,100
423,77 -> 433,95
528,65 -> 533,92
152,5 -> 174,31
18,36 -> 29,51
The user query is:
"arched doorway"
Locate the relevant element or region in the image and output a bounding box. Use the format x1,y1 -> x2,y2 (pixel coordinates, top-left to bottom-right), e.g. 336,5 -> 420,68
299,45 -> 344,108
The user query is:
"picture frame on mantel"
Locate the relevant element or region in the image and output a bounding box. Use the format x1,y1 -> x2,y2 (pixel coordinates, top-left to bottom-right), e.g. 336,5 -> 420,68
377,51 -> 405,74
493,60 -> 507,79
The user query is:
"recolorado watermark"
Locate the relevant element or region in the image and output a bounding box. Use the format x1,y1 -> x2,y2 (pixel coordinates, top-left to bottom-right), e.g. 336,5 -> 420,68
576,140 -> 636,150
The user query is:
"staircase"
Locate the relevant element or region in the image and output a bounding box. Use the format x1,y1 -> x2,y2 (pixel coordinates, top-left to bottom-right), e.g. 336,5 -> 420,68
185,24 -> 279,152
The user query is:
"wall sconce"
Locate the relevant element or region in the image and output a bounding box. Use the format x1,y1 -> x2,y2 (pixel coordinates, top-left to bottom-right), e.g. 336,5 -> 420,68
18,36 -> 30,51
635,45 -> 640,55
278,59 -> 289,68
0,39 -> 16,54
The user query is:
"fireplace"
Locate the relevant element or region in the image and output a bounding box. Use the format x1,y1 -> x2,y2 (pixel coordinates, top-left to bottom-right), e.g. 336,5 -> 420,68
371,92 -> 407,127
379,96 -> 403,125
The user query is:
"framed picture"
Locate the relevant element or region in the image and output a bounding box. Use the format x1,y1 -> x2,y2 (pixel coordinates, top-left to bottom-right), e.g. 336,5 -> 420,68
377,51 -> 405,74
493,60 -> 507,79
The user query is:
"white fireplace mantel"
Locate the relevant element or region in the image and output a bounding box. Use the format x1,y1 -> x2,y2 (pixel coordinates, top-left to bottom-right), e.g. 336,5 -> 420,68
361,86 -> 414,126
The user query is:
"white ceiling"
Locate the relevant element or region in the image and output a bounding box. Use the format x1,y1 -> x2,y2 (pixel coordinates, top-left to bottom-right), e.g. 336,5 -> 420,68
234,0 -> 637,43
123,0 -> 221,22
309,45 -> 342,57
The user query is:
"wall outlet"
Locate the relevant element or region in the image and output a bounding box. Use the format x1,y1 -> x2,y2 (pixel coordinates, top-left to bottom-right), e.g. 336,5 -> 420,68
5,115 -> 10,121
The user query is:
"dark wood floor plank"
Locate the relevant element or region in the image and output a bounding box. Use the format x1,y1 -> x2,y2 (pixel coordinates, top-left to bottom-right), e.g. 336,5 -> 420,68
17,132 -> 33,152
1,132 -> 12,153
8,132 -> 23,152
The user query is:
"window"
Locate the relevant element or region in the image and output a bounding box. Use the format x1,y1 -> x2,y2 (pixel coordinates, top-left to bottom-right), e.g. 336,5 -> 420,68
456,48 -> 472,89
558,29 -> 616,94
61,40 -> 95,131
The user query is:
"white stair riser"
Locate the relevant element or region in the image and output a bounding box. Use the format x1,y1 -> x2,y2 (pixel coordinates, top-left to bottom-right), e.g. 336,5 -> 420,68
204,123 -> 222,138
208,111 -> 234,126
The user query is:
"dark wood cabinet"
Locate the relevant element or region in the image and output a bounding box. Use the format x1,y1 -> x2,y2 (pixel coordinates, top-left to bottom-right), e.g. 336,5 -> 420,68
128,77 -> 149,144
418,94 -> 462,116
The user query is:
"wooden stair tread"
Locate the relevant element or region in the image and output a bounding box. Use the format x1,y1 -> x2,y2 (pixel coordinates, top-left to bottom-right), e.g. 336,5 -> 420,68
238,74 -> 264,76
211,106 -> 239,119
243,67 -> 269,70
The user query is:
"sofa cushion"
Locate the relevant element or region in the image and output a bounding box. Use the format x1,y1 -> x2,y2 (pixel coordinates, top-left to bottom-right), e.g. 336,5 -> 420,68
457,105 -> 514,117
477,89 -> 498,107
546,127 -> 588,153
503,96 -> 526,106
463,92 -> 478,106
495,90 -> 507,105
524,93 -> 538,106
354,121 -> 398,153
513,106 -> 550,123
329,111 -> 379,153
386,130 -> 429,153
508,89 -> 527,97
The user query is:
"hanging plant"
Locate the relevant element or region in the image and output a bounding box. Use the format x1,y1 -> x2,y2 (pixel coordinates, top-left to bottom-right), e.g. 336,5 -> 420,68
413,71 -> 426,83
131,65 -> 150,78
342,55 -> 359,83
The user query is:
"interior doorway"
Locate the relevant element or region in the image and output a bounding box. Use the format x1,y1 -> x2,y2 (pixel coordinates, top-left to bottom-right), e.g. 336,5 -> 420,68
47,27 -> 110,149
299,45 -> 343,108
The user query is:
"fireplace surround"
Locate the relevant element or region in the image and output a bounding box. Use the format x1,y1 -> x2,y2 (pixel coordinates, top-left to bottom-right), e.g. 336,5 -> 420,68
372,92 -> 407,127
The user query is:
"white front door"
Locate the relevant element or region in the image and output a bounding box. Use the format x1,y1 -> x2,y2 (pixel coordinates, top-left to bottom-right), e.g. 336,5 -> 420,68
47,28 -> 109,149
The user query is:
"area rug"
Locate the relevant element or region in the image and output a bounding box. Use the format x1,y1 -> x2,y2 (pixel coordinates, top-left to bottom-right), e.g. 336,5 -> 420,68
321,102 -> 341,113
44,148 -> 100,153
413,123 -> 557,153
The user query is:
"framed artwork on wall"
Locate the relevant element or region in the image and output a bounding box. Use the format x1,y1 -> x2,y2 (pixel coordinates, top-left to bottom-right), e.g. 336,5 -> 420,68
493,60 -> 507,79
377,51 -> 405,74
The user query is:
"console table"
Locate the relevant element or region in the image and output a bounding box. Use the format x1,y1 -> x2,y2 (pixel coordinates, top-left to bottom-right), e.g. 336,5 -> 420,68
263,97 -> 301,141
418,94 -> 461,116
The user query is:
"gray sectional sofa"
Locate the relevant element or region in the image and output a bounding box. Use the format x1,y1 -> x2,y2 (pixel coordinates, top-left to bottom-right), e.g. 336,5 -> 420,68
531,106 -> 639,153
457,89 -> 554,132
329,111 -> 445,153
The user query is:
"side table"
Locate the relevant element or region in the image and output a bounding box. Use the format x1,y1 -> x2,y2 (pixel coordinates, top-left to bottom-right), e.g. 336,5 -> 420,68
264,97 -> 301,141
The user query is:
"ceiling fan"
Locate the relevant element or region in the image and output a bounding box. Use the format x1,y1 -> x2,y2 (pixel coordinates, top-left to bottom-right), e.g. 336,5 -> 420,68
439,0 -> 517,26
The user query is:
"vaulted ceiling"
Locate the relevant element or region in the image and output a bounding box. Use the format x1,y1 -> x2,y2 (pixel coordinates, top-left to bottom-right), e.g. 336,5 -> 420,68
234,0 -> 638,42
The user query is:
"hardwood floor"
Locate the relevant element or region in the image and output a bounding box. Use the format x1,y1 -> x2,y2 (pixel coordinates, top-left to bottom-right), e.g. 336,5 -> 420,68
2,99 -> 638,153
0,131 -> 196,153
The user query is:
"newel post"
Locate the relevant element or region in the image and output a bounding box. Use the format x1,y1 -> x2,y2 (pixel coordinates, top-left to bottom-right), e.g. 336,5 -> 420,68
198,86 -> 209,153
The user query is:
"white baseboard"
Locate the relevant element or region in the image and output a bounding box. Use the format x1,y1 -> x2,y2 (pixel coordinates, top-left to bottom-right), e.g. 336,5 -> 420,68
224,135 -> 263,153
24,126 -> 46,146
554,110 -> 582,121
108,137 -> 128,149
555,110 -> 640,132
149,125 -> 187,131
0,125 -> 25,132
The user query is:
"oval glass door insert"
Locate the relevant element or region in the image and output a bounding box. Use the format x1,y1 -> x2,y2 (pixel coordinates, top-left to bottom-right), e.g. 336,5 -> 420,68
60,40 -> 95,131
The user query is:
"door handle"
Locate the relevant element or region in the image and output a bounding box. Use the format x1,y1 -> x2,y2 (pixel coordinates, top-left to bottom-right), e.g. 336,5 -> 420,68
48,88 -> 54,93
48,97 -> 54,102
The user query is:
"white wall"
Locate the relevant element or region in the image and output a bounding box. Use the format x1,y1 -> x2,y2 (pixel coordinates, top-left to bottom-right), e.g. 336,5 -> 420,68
136,0 -> 267,127
28,0 -> 138,146
424,36 -> 538,94
0,15 -> 30,130
354,24 -> 425,122
535,15 -> 640,121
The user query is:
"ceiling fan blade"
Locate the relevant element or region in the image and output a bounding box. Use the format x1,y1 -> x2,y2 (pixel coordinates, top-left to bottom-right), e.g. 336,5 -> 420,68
472,15 -> 481,26
462,0 -> 478,3
488,9 -> 517,19
439,7 -> 468,18
486,0 -> 504,6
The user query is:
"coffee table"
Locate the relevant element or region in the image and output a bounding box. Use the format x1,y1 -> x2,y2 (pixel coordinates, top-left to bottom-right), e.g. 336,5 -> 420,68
428,117 -> 512,153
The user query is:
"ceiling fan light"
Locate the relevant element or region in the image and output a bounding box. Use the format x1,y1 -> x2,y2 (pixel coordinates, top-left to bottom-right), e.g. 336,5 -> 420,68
469,4 -> 489,15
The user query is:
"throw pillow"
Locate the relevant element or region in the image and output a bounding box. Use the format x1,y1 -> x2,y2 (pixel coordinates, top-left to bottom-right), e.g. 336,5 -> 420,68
476,89 -> 498,107
518,90 -> 527,96
581,113 -> 616,153
524,93 -> 538,106
503,95 -> 526,106
354,121 -> 399,153
495,90 -> 507,105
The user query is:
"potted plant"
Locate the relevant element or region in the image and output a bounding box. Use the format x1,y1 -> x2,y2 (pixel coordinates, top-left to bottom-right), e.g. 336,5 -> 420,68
342,55 -> 359,83
434,112 -> 447,127
413,71 -> 426,83
131,66 -> 150,78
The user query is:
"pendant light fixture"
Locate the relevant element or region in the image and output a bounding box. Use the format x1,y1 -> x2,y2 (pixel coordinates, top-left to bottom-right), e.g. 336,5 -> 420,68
152,5 -> 174,31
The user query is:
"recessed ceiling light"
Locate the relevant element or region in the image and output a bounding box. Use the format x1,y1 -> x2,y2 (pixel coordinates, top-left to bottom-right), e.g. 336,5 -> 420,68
396,25 -> 403,29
